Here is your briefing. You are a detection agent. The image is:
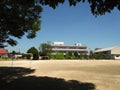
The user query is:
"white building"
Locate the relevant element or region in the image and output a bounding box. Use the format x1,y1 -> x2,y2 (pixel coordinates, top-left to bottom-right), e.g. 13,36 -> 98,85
94,46 -> 120,60
51,42 -> 88,55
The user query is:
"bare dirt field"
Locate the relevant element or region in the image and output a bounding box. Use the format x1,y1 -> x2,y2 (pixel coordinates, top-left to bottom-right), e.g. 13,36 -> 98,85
0,60 -> 120,90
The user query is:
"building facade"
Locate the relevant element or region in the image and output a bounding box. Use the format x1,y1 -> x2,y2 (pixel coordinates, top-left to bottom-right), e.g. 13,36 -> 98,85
94,46 -> 120,60
51,42 -> 88,55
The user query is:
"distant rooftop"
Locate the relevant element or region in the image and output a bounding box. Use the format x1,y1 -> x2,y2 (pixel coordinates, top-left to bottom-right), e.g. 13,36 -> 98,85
0,48 -> 8,56
94,46 -> 116,52
52,42 -> 82,46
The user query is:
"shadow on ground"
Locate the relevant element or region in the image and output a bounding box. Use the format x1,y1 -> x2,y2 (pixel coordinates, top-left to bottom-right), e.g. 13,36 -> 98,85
0,67 -> 95,90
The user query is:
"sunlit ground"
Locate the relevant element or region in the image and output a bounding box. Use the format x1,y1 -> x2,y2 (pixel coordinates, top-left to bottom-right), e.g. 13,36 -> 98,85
0,60 -> 120,90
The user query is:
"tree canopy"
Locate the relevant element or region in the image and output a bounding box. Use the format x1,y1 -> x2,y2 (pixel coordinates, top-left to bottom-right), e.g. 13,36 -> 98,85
0,0 -> 42,46
27,47 -> 39,60
1,0 -> 120,46
39,43 -> 52,56
39,0 -> 120,15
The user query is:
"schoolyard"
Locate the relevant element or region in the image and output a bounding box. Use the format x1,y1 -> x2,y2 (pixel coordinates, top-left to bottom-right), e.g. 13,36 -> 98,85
0,60 -> 120,90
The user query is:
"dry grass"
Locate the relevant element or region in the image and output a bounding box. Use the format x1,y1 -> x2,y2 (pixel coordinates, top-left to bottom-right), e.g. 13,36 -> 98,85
0,60 -> 120,90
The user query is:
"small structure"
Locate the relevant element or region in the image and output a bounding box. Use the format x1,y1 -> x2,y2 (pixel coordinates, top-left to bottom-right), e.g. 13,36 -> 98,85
94,46 -> 120,60
0,48 -> 8,58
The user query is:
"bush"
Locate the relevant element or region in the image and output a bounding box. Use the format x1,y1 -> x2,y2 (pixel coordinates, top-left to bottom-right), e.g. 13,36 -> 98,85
55,53 -> 64,59
65,52 -> 76,59
49,54 -> 55,59
71,54 -> 76,59
65,52 -> 72,59
79,54 -> 88,60
0,56 -> 10,60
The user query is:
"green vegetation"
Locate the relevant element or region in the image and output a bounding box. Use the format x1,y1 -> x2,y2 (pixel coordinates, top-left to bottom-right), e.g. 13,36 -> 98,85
49,52 -> 88,60
39,43 -> 52,60
49,54 -> 56,60
55,53 -> 65,59
89,50 -> 114,60
78,54 -> 88,60
0,0 -> 42,46
0,56 -> 11,60
65,52 -> 76,59
39,43 -> 52,56
94,52 -> 114,60
89,50 -> 94,59
27,47 -> 39,60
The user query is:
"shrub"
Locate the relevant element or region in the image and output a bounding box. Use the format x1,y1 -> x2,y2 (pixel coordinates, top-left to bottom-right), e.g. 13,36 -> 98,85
65,52 -> 72,59
55,53 -> 64,59
65,52 -> 76,59
71,54 -> 76,59
0,56 -> 10,60
49,54 -> 55,59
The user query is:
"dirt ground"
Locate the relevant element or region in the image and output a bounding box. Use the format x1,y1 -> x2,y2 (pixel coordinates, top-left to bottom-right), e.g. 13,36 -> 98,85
0,60 -> 120,90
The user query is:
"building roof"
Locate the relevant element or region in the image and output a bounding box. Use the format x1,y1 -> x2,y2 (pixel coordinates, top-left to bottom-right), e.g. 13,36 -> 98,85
0,49 -> 8,56
94,46 -> 116,52
52,48 -> 88,52
51,45 -> 87,48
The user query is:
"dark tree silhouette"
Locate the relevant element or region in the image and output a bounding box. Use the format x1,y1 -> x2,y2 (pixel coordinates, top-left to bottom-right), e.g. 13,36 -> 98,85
0,0 -> 42,46
27,47 -> 39,60
39,0 -> 120,15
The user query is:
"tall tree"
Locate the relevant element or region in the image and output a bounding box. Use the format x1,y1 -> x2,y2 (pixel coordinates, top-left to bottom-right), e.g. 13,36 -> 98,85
27,47 -> 39,60
89,50 -> 94,59
39,43 -> 52,56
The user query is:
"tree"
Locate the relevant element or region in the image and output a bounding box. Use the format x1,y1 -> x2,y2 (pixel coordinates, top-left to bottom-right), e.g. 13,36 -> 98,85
0,0 -> 42,46
1,0 -> 120,46
65,52 -> 74,59
39,43 -> 52,56
89,50 -> 94,59
27,47 -> 39,60
74,52 -> 79,59
94,52 -> 103,59
39,0 -> 120,15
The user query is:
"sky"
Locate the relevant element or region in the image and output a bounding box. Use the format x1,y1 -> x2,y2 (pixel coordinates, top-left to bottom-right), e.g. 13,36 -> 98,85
7,2 -> 120,53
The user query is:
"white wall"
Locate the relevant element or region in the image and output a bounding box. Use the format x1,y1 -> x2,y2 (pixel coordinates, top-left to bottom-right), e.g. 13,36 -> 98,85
114,55 -> 120,60
53,42 -> 64,45
111,46 -> 120,55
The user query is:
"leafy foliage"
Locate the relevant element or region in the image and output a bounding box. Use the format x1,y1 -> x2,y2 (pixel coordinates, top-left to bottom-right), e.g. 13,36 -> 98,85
39,0 -> 120,15
94,51 -> 114,60
74,52 -> 79,59
65,52 -> 72,59
55,53 -> 65,59
65,52 -> 76,59
89,50 -> 94,59
27,47 -> 39,60
49,54 -> 55,59
79,54 -> 88,59
0,0 -> 42,46
39,43 -> 52,56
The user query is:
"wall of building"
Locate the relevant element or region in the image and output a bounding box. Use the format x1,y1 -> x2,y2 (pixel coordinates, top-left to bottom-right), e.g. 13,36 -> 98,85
111,46 -> 120,55
51,42 -> 88,55
114,55 -> 120,60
